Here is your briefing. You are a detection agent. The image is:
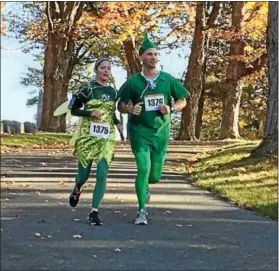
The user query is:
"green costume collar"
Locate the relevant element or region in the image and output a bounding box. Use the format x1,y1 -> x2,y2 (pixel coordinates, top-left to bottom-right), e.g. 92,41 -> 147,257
139,33 -> 157,55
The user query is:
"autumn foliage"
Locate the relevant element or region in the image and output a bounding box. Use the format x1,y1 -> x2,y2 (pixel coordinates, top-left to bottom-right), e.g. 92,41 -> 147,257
3,1 -> 271,140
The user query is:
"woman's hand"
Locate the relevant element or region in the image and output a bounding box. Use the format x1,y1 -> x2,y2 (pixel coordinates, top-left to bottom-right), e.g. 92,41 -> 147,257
91,111 -> 103,119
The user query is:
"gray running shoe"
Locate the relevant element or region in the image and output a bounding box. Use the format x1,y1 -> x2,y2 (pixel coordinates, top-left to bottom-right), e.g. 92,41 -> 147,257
134,209 -> 148,225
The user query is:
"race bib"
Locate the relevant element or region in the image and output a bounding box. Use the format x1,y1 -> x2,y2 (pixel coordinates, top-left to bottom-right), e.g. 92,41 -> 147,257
90,122 -> 110,139
144,94 -> 165,111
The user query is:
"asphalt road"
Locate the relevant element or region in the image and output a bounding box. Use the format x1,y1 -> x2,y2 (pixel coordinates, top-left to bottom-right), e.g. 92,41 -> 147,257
1,148 -> 277,270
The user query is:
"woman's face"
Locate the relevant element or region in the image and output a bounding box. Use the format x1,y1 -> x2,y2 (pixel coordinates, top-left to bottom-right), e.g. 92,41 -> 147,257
95,61 -> 111,82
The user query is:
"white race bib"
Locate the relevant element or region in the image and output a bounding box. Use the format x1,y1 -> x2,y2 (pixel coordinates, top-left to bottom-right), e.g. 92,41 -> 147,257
144,94 -> 165,111
90,122 -> 110,139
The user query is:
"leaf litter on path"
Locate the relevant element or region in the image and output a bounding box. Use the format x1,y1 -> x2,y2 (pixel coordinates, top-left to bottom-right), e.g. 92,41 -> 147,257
73,234 -> 83,239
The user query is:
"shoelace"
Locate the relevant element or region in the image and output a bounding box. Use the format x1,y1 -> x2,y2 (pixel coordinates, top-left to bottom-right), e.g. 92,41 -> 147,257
74,188 -> 81,195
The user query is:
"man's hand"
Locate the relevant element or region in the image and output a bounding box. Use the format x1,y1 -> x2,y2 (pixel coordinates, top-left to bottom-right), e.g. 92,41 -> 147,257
160,104 -> 171,115
91,111 -> 103,119
130,102 -> 143,115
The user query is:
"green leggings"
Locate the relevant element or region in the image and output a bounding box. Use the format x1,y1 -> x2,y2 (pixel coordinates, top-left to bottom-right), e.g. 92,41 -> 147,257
134,148 -> 166,211
75,159 -> 108,208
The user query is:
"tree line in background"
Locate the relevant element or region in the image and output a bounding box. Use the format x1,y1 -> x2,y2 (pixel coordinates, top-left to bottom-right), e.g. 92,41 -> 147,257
1,1 -> 277,156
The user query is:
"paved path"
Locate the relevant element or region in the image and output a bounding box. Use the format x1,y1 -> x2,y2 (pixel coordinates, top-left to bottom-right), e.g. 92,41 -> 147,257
1,147 -> 277,270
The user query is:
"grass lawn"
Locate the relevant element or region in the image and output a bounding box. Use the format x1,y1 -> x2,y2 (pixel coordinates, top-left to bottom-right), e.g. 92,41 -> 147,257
1,132 -> 72,149
189,141 -> 278,220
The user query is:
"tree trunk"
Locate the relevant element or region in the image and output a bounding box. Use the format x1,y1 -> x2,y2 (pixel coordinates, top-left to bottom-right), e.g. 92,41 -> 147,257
252,2 -> 278,157
195,88 -> 205,139
36,89 -> 44,130
220,2 -> 245,139
122,43 -> 140,140
41,2 -> 84,132
196,37 -> 209,140
123,38 -> 141,75
178,2 -> 206,140
258,108 -> 267,138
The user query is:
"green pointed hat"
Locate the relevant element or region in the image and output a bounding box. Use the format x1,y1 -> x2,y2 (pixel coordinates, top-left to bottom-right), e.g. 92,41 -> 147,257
139,33 -> 157,55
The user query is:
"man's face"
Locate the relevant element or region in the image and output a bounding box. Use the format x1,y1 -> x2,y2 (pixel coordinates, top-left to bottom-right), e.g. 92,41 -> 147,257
140,48 -> 158,69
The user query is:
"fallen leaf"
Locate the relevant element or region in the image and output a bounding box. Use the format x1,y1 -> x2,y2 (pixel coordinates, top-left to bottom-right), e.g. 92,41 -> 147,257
44,200 -> 49,203
47,235 -> 52,238
114,248 -> 121,252
40,237 -> 45,240
176,224 -> 183,227
9,192 -> 16,195
73,234 -> 82,239
92,255 -> 97,258
114,211 -> 121,213
72,209 -> 76,212
236,167 -> 247,172
35,232 -> 41,237
187,224 -> 193,227
73,218 -> 80,221
35,191 -> 42,195
40,162 -> 47,166
165,210 -> 172,214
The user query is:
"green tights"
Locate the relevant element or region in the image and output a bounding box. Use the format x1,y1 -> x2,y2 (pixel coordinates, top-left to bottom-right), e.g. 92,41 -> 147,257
134,148 -> 166,211
75,159 -> 108,209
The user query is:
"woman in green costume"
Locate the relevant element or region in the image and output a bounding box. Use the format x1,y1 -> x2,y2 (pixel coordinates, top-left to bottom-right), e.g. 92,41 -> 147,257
68,58 -> 120,226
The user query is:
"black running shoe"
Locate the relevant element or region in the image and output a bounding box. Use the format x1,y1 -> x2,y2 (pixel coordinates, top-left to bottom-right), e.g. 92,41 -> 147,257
89,211 -> 103,226
69,186 -> 82,207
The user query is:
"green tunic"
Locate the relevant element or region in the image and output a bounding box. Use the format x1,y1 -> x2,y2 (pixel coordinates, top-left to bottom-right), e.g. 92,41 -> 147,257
119,72 -> 190,153
70,81 -> 118,167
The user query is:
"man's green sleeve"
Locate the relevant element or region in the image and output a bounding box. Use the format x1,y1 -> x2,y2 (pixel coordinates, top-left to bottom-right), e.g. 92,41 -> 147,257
171,77 -> 190,101
118,79 -> 132,104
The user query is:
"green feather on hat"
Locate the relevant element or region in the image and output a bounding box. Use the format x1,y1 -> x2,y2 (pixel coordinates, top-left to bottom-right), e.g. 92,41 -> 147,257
139,33 -> 157,55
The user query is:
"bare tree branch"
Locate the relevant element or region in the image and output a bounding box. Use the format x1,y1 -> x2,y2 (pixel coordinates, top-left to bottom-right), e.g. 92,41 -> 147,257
205,2 -> 221,29
242,53 -> 267,77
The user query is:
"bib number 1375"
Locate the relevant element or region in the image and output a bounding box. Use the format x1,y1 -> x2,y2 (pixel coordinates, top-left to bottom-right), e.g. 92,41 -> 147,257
90,122 -> 110,139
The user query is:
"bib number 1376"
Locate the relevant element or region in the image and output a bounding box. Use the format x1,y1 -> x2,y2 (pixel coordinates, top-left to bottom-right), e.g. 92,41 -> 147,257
144,94 -> 164,111
90,122 -> 110,139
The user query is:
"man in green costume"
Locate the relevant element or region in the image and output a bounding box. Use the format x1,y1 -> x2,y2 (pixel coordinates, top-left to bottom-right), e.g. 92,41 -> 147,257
118,34 -> 190,225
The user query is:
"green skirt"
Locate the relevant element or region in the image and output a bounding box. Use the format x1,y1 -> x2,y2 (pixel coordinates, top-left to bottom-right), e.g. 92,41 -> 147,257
70,100 -> 116,167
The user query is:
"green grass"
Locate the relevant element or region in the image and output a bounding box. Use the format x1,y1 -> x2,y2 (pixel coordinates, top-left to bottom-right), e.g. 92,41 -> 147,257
190,141 -> 278,220
1,132 -> 72,149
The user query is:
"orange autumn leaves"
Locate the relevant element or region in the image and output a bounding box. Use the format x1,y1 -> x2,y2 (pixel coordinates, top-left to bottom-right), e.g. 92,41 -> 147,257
1,2 -> 6,35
